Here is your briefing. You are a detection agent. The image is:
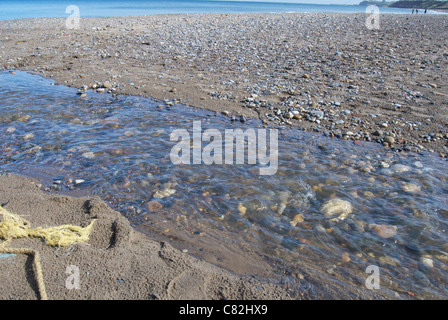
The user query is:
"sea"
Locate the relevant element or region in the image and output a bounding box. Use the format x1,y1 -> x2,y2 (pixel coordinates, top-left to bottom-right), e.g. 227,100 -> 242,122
0,0 -> 440,21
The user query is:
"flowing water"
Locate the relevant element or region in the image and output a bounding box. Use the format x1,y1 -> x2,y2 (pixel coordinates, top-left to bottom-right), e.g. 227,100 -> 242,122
1,71 -> 448,298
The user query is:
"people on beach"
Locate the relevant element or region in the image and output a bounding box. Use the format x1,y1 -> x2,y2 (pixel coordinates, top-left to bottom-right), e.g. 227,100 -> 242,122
413,8 -> 428,14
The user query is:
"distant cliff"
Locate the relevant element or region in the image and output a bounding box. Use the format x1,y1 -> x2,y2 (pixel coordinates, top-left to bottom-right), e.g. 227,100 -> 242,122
387,1 -> 448,9
359,1 -> 391,7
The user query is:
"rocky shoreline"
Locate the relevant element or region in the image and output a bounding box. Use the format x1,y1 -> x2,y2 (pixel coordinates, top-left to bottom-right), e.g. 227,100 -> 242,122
1,13 -> 447,156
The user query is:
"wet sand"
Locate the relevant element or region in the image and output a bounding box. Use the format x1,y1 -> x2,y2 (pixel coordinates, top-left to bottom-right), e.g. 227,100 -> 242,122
0,173 -> 292,300
0,13 -> 447,155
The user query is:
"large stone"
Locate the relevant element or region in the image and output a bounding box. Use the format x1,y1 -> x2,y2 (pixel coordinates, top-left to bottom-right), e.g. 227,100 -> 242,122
390,164 -> 411,173
320,198 -> 353,221
384,136 -> 395,145
145,200 -> 163,212
102,81 -> 113,88
370,224 -> 397,238
403,183 -> 421,193
153,188 -> 176,199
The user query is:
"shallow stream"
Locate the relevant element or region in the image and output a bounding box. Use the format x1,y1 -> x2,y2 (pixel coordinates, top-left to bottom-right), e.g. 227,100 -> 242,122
1,71 -> 448,298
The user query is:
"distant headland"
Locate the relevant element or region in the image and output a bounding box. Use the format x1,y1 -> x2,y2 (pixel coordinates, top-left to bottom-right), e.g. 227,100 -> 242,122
360,0 -> 448,10
359,1 -> 391,7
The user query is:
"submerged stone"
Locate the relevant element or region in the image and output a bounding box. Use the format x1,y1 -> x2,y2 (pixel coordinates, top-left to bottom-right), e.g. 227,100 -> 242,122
370,224 -> 397,239
320,198 -> 353,221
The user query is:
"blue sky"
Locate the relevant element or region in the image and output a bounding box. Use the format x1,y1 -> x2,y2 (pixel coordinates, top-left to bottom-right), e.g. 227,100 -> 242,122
230,0 -> 365,4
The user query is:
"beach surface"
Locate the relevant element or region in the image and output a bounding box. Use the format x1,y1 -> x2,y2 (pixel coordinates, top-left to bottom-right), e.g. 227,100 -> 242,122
1,12 -> 448,300
1,13 -> 447,154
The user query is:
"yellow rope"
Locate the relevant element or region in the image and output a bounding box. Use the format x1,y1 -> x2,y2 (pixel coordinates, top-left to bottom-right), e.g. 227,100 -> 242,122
0,246 -> 48,300
0,205 -> 95,300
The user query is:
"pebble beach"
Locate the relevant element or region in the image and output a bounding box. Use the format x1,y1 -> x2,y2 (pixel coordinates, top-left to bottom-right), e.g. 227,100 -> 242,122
1,12 -> 448,300
1,13 -> 447,155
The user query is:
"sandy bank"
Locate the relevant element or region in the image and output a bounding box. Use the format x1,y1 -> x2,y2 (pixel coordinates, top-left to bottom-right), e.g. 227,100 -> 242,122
0,173 -> 291,300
